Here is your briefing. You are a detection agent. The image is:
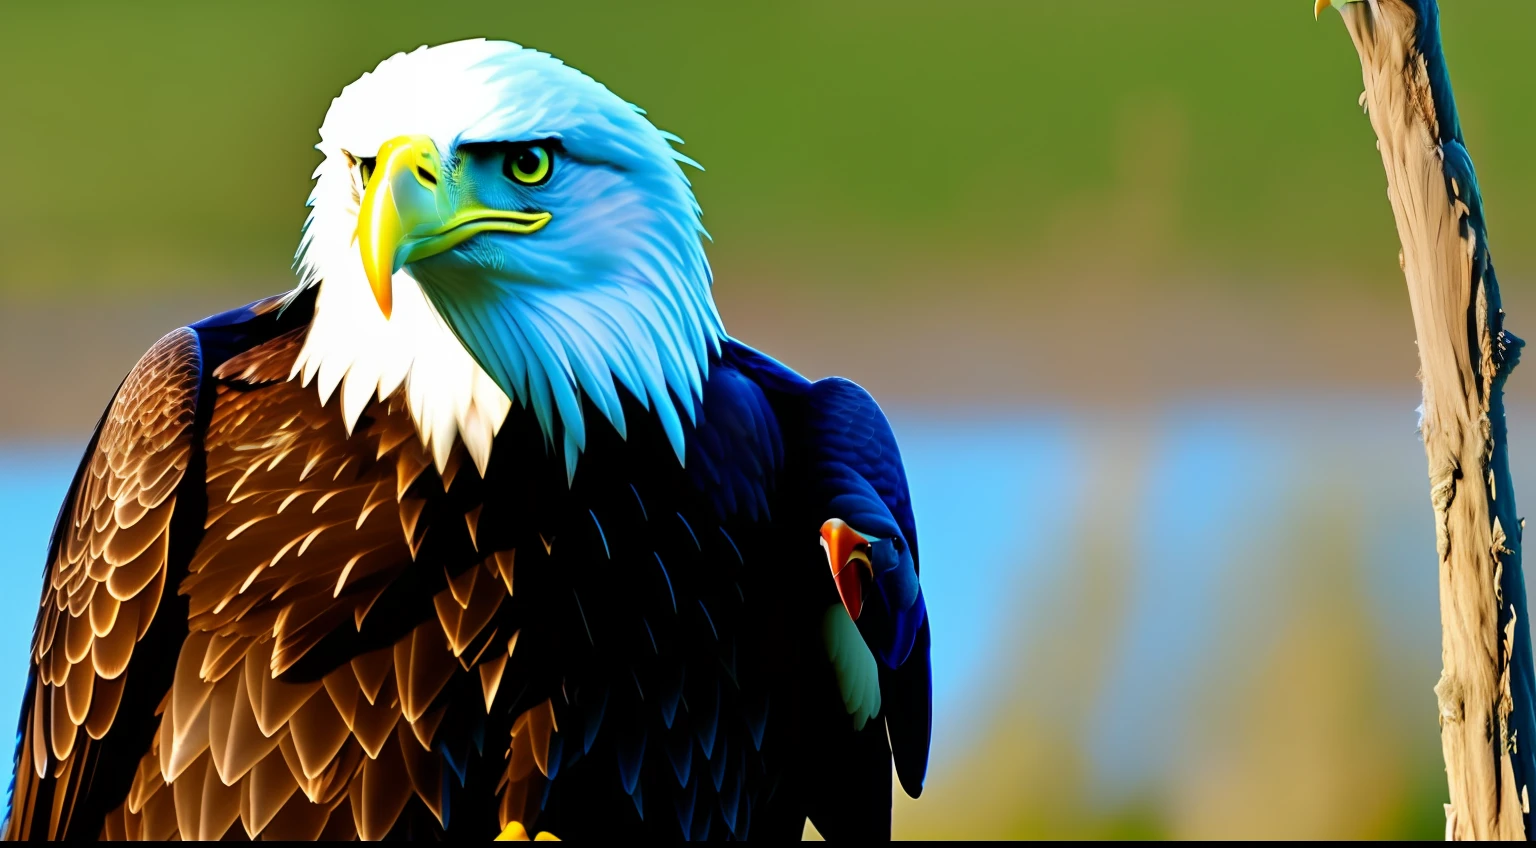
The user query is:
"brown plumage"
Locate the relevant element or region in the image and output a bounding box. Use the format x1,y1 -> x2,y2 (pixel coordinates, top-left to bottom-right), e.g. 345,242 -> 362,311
7,299 -> 556,840
14,325 -> 197,840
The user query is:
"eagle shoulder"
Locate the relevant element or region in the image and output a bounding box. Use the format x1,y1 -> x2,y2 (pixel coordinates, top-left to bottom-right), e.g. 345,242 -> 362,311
8,327 -> 202,840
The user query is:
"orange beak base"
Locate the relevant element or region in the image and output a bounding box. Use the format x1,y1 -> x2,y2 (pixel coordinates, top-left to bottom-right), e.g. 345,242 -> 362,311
820,518 -> 870,621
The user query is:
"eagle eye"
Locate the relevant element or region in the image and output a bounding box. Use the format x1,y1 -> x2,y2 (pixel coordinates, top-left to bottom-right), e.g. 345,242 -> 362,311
504,144 -> 553,187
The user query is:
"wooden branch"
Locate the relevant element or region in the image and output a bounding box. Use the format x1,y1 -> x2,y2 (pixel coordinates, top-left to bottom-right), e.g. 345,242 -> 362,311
1325,0 -> 1535,839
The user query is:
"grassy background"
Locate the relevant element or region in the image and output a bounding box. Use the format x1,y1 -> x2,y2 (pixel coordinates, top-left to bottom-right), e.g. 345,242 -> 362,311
3,0 -> 1534,297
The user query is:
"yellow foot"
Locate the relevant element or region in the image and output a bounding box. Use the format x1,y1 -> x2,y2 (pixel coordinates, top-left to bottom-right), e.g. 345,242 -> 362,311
496,820 -> 560,841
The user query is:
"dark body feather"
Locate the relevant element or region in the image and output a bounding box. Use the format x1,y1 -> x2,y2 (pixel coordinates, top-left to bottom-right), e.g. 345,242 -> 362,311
4,291 -> 930,841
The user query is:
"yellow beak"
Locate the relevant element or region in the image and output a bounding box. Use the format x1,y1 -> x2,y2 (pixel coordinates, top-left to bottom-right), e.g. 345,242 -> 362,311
1314,0 -> 1330,17
356,134 -> 553,319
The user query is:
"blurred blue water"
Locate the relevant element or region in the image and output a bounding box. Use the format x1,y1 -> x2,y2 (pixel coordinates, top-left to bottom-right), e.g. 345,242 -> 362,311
1083,400 -> 1444,797
1090,411 -> 1299,793
0,398 -> 1492,799
896,413 -> 1090,760
0,446 -> 78,753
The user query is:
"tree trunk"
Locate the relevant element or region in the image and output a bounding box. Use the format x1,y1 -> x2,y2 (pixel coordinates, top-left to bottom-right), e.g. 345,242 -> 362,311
1326,0 -> 1534,839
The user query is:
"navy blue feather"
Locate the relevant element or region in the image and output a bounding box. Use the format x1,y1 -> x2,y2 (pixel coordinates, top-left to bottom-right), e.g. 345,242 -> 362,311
724,341 -> 933,802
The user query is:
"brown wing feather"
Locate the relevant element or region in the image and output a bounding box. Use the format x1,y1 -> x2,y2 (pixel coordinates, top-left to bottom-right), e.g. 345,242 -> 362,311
498,699 -> 559,832
19,316 -> 536,840
5,329 -> 201,841
101,330 -> 524,839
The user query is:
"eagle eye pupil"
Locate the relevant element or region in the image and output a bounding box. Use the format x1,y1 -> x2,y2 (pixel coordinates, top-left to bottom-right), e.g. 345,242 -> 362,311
505,144 -> 552,186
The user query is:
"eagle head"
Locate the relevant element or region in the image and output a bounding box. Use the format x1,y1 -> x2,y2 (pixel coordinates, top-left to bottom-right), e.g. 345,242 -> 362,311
291,39 -> 721,481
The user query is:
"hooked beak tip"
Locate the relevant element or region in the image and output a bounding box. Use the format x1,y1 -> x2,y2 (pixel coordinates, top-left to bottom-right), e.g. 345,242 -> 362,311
370,273 -> 393,320
357,210 -> 399,321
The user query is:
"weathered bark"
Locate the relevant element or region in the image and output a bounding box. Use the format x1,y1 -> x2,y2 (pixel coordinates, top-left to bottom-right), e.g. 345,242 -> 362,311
1328,0 -> 1534,839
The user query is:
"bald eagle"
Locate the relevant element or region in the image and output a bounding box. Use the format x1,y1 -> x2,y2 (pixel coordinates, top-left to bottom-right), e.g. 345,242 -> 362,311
4,39 -> 930,841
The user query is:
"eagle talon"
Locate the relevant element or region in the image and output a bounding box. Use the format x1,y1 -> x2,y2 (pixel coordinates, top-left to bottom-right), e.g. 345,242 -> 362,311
496,821 -> 560,841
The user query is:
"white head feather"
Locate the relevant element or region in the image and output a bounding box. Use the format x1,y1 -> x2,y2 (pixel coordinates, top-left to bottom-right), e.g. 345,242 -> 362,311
290,39 -> 721,480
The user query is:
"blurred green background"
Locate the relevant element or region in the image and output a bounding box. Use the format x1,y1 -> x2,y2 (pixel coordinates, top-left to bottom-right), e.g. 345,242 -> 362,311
3,0 -> 1536,839
5,0 -> 1534,295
